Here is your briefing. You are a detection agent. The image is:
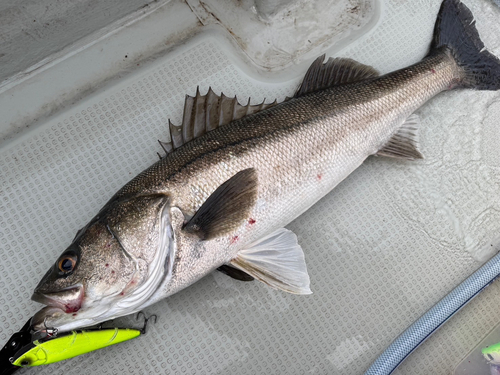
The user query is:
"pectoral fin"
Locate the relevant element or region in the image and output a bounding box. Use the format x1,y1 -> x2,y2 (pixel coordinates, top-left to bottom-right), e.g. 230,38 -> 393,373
183,168 -> 258,240
229,228 -> 312,295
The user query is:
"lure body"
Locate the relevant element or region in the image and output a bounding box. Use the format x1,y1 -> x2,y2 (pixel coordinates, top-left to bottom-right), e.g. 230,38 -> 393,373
11,328 -> 140,367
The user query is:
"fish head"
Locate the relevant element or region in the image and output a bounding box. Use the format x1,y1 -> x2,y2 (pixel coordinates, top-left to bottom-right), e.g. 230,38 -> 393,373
31,195 -> 174,333
31,219 -> 138,331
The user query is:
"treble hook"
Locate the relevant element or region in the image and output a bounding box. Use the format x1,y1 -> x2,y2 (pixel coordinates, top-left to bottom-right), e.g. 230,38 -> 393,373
43,317 -> 58,337
135,311 -> 157,334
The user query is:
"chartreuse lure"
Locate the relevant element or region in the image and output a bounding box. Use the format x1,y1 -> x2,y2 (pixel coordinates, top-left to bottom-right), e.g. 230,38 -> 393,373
483,341 -> 500,365
9,313 -> 155,369
12,327 -> 140,367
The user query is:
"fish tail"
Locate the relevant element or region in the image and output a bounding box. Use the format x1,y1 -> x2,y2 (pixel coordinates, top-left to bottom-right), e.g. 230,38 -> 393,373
432,0 -> 500,90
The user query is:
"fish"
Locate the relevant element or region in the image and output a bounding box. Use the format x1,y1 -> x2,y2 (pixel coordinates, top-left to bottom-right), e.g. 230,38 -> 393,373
30,0 -> 500,333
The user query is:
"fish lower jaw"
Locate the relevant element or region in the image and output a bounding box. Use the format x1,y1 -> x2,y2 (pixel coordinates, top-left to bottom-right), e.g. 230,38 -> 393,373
32,302 -> 116,333
31,280 -> 162,332
31,285 -> 84,313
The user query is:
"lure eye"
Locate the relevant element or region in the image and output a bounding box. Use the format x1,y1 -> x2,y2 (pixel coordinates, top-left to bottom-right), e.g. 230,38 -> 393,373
58,253 -> 78,274
20,359 -> 30,366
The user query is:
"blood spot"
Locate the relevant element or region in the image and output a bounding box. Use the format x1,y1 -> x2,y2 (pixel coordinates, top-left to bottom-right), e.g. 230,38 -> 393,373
230,235 -> 239,244
431,68 -> 436,74
105,263 -> 109,267
72,313 -> 77,317
248,218 -> 256,225
65,305 -> 80,313
317,174 -> 323,180
120,292 -> 124,296
111,270 -> 115,274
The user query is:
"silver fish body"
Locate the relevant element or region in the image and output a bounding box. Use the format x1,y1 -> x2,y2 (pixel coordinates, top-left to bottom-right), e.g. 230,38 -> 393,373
144,51 -> 458,300
31,0 -> 500,333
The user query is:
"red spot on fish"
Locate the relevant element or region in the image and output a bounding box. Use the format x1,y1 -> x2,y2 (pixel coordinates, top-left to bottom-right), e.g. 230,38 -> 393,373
317,174 -> 322,180
111,270 -> 115,274
248,218 -> 256,225
72,313 -> 77,317
105,263 -> 109,267
120,292 -> 124,296
65,305 -> 80,313
230,235 -> 239,244
431,68 -> 436,74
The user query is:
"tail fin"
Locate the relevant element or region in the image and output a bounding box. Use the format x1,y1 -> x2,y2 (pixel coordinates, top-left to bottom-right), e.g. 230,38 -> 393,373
432,0 -> 500,90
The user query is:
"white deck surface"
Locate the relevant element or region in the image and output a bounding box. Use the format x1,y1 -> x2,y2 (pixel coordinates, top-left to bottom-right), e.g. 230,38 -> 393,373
1,1 -> 500,374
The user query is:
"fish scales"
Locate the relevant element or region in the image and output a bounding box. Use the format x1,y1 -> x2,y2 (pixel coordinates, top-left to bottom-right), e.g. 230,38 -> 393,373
118,53 -> 456,206
137,52 -> 461,300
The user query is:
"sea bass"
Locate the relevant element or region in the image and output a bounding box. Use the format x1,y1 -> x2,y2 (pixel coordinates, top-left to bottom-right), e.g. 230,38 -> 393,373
32,0 -> 500,333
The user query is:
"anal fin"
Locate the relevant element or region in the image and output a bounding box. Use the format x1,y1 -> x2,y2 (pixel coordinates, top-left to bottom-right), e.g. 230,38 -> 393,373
376,114 -> 423,160
230,228 -> 312,295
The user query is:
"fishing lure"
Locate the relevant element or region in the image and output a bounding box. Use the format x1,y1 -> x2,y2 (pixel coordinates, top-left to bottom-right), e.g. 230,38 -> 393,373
11,327 -> 141,367
1,313 -> 155,373
0,318 -> 33,375
483,342 -> 500,365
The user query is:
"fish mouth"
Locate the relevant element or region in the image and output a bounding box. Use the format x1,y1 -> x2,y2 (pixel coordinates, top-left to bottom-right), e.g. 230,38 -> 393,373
31,285 -> 84,314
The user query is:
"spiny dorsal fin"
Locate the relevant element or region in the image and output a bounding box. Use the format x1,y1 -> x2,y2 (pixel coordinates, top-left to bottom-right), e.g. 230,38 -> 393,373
158,88 -> 279,157
295,55 -> 379,98
183,168 -> 258,240
376,114 -> 423,160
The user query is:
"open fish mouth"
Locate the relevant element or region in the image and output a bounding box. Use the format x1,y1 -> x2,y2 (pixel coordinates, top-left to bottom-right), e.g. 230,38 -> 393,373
31,285 -> 85,314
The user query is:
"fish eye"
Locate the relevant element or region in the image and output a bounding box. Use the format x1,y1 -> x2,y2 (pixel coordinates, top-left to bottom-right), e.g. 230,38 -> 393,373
20,359 -> 30,366
57,253 -> 78,275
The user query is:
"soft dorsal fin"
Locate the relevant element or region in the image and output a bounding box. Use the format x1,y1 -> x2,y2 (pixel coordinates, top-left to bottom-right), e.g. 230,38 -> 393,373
158,56 -> 378,155
158,88 -> 279,157
183,168 -> 258,240
295,55 -> 379,97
